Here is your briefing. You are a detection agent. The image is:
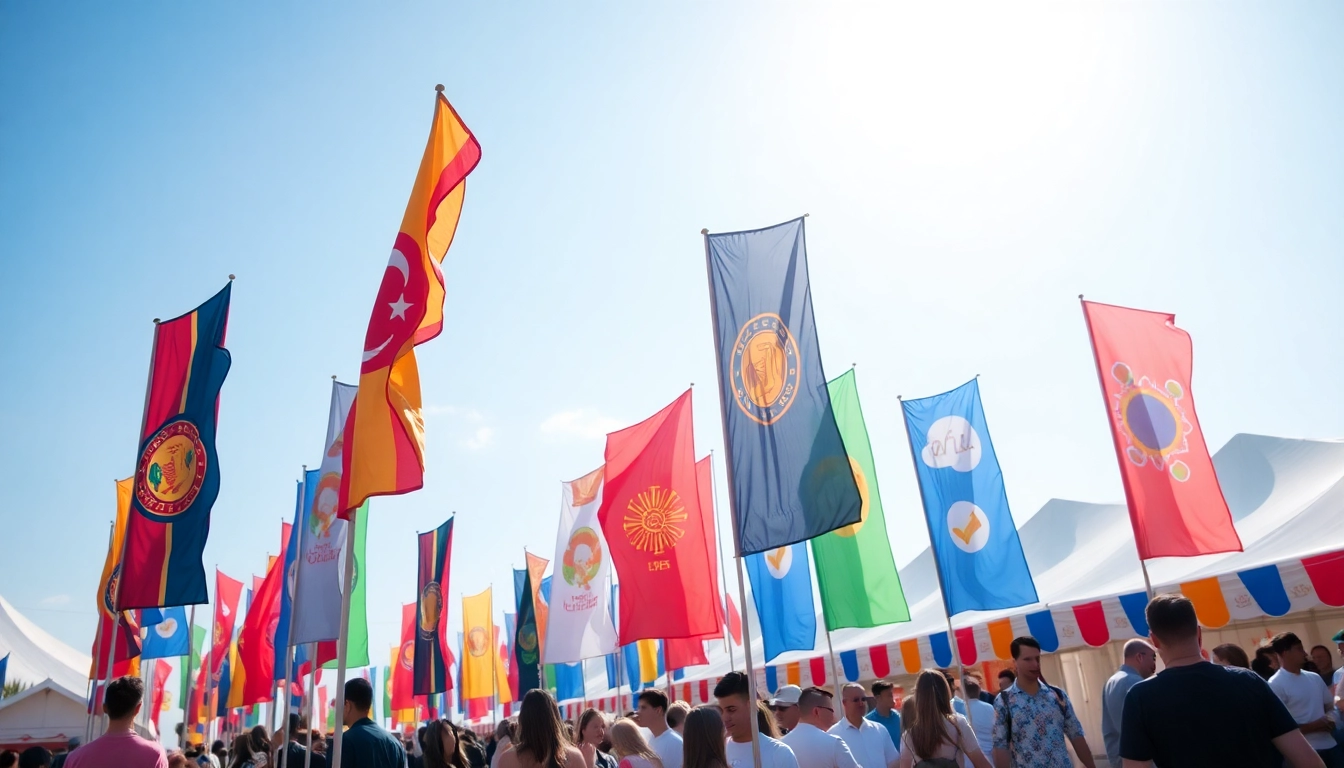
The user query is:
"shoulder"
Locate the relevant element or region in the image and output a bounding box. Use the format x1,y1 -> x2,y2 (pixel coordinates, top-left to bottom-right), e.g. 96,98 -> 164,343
562,745 -> 587,768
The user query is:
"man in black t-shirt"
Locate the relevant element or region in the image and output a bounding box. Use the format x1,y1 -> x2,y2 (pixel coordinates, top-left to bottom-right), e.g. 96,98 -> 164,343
1119,593 -> 1325,768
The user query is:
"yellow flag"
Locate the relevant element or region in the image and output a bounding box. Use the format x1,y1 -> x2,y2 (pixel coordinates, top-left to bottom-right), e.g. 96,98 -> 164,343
461,588 -> 496,700
226,637 -> 245,709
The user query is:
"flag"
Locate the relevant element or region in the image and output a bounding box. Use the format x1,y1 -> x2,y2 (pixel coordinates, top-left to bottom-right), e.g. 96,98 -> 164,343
392,603 -> 415,711
725,595 -> 742,646
234,525 -> 289,705
414,517 -> 454,695
92,478 -> 142,677
902,378 -> 1039,615
323,499 -> 370,669
141,606 -> 190,659
1082,300 -> 1242,558
746,543 -> 816,662
0,654 -> 7,697
538,578 -> 580,703
661,455 -> 726,668
461,588 -> 496,700
119,283 -> 232,609
525,552 -> 550,660
382,660 -> 393,722
503,613 -> 519,703
209,571 -> 243,679
492,625 -> 512,705
597,390 -> 721,644
811,369 -> 910,629
706,218 -> 860,555
180,624 -> 206,704
151,659 -> 171,728
513,568 -> 541,697
275,481 -> 303,680
663,637 -> 708,670
295,381 -> 360,649
544,466 -> 619,663
340,89 -> 482,516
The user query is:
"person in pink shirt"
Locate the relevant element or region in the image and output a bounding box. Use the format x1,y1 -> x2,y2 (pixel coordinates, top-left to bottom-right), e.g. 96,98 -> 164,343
66,675 -> 168,768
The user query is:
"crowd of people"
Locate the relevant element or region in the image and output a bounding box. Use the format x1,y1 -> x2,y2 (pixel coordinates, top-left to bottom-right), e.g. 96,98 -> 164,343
13,595 -> 1341,768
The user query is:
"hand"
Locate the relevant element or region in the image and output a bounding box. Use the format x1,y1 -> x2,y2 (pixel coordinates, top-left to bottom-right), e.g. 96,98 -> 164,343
580,742 -> 597,768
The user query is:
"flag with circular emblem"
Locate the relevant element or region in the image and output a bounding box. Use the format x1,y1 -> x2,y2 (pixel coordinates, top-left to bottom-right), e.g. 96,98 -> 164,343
391,602 -> 415,711
339,87 -> 482,518
596,389 -> 722,645
118,282 -> 232,609
414,517 -> 454,695
461,588 -> 502,700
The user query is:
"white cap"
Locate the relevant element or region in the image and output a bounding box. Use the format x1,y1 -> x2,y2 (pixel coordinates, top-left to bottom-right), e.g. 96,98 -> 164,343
770,684 -> 802,706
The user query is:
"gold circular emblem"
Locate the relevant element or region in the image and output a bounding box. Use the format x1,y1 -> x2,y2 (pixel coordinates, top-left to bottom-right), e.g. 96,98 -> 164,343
623,486 -> 688,555
418,582 -> 442,636
730,314 -> 800,426
833,457 -> 869,538
468,627 -> 489,657
135,419 -> 207,517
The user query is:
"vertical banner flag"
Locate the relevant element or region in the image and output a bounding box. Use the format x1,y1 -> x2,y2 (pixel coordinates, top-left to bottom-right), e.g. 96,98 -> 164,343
746,543 -> 817,662
140,606 -> 190,660
382,659 -> 393,723
461,588 -> 496,700
812,369 -> 910,630
0,654 -> 7,697
492,624 -> 513,705
525,552 -> 550,660
275,483 -> 302,680
340,89 -> 482,516
93,478 -> 142,677
513,568 -> 541,696
235,524 -> 289,705
150,659 -> 171,728
1082,300 -> 1242,558
705,218 -> 860,555
902,378 -> 1038,615
392,603 -> 415,711
662,454 -> 727,669
414,517 -> 455,695
119,284 -> 233,609
209,571 -> 243,678
332,500 -> 370,668
503,612 -> 519,703
180,624 -> 206,704
545,466 -> 619,663
597,390 -> 722,644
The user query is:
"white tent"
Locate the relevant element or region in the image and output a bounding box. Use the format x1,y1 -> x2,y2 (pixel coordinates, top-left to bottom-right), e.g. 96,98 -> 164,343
0,594 -> 91,698
0,595 -> 93,748
0,679 -> 91,749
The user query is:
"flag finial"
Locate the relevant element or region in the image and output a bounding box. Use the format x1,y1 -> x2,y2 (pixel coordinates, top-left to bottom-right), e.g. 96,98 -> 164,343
435,84 -> 445,93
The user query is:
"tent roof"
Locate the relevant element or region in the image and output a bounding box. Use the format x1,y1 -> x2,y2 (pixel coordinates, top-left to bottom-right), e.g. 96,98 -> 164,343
0,594 -> 91,697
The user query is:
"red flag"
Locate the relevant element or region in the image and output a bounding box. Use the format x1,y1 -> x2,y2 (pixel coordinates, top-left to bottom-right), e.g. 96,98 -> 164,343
468,696 -> 487,720
598,390 -> 721,644
209,571 -> 243,678
725,595 -> 742,646
151,659 -> 171,728
235,534 -> 288,705
662,455 -> 726,670
392,603 -> 415,711
663,637 -> 709,670
1082,300 -> 1242,559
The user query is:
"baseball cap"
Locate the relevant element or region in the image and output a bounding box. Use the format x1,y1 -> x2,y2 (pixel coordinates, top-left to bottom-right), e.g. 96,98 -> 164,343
770,684 -> 802,706
1331,628 -> 1344,644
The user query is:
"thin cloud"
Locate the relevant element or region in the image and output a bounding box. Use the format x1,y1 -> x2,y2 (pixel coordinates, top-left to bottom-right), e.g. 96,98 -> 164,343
41,594 -> 71,606
539,409 -> 623,441
462,426 -> 494,451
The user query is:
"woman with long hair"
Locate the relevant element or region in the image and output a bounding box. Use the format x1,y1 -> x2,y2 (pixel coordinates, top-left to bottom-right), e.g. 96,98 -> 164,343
424,719 -> 471,768
497,689 -> 586,768
754,700 -> 780,740
576,709 -> 617,768
681,707 -> 728,768
227,734 -> 257,768
606,718 -> 663,768
898,670 -> 992,768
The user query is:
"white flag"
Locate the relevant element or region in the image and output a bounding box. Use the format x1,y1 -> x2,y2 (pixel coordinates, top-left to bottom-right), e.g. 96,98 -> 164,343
290,381 -> 357,645
542,466 -> 619,664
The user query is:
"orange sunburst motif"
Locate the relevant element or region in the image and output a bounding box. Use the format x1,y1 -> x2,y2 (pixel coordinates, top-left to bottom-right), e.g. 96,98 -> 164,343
623,485 -> 688,555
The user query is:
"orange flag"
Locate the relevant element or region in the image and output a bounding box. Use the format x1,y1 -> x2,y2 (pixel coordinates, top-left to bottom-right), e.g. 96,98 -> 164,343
340,88 -> 481,517
525,552 -> 550,660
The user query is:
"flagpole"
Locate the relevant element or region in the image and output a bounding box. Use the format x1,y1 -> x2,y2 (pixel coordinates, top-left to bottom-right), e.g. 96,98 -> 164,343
615,643 -> 624,713
329,505 -> 358,768
305,643 -> 315,768
279,468 -> 307,768
489,584 -> 499,732
823,629 -> 842,697
86,520 -> 114,743
278,644 -> 292,768
179,604 -> 197,750
702,227 -> 763,768
708,451 -> 736,672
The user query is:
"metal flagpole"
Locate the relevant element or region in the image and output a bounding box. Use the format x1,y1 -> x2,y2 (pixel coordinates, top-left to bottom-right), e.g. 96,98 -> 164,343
708,451 -> 736,672
615,642 -> 624,713
279,468 -> 307,768
702,228 -> 763,768
490,585 -> 499,732
329,505 -> 358,768
304,643 -> 315,768
823,629 -> 842,697
278,644 -> 292,768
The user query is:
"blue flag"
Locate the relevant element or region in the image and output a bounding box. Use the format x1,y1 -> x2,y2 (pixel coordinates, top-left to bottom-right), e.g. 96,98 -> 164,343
901,379 -> 1038,616
0,653 -> 8,698
707,218 -> 861,555
140,605 -> 190,659
745,542 -> 816,662
275,478 -> 304,680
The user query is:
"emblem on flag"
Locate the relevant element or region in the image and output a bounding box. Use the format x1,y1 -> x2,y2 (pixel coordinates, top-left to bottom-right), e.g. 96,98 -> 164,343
518,628 -> 538,662
102,565 -> 120,616
468,627 -> 488,657
135,419 -> 207,518
623,486 -> 687,555
418,582 -> 443,637
833,458 -> 869,537
730,313 -> 800,426
1110,362 -> 1192,480
400,640 -> 414,670
561,528 -> 603,590
764,546 -> 792,578
946,502 -> 989,553
155,618 -> 178,639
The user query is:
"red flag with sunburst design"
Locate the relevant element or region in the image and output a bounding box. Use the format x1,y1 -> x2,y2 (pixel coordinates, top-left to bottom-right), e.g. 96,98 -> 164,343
597,390 -> 721,645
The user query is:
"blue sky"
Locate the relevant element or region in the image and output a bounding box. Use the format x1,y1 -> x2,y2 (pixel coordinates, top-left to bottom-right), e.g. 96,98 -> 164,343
2,0 -> 1341,731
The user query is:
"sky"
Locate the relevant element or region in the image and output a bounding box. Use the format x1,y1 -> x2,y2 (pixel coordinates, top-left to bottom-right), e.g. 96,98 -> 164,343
2,0 -> 1342,737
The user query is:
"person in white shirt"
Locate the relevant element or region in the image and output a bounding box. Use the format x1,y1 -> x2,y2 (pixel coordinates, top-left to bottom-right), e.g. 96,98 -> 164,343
828,683 -> 898,768
637,688 -> 684,768
1266,632 -> 1341,767
780,687 -> 860,768
714,672 -> 799,768
951,677 -> 997,759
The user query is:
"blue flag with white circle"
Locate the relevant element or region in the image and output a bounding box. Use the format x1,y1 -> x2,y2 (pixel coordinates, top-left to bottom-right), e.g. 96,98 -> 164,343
745,542 -> 816,663
139,605 -> 190,659
901,379 -> 1037,616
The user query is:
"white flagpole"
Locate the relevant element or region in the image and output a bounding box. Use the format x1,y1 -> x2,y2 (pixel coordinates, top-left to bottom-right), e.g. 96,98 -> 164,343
708,451 -> 736,672
279,468 -> 307,768
278,644 -> 292,768
702,227 -> 763,767
489,585 -> 499,732
305,643 -> 315,768
329,505 -> 358,768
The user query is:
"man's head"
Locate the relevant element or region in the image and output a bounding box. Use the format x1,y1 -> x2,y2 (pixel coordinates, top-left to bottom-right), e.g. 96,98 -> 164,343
963,677 -> 982,700
1332,628 -> 1344,659
839,683 -> 867,725
288,712 -> 308,737
16,748 -> 50,768
211,740 -> 225,756
0,750 -> 17,768
797,686 -> 835,728
1010,636 -> 1042,683
1269,632 -> 1306,671
104,675 -> 144,722
713,672 -> 753,742
997,669 -> 1015,691
1123,638 -> 1158,678
667,701 -> 691,734
1145,594 -> 1201,660
769,684 -> 801,731
343,677 -> 374,726
1310,645 -> 1334,674
870,681 -> 895,713
636,689 -> 669,734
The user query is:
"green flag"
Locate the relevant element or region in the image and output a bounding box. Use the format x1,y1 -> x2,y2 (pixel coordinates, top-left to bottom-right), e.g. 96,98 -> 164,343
180,624 -> 207,702
382,664 -> 392,723
324,502 -> 369,668
811,369 -> 910,630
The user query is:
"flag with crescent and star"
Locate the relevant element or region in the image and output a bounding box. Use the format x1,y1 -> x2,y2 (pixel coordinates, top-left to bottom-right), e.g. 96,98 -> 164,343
118,283 -> 232,609
339,87 -> 481,518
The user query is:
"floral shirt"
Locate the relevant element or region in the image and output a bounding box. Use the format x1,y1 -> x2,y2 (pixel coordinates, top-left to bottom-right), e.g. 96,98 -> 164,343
991,681 -> 1084,768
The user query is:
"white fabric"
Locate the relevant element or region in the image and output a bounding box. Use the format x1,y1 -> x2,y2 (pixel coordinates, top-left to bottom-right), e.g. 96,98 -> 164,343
952,697 -> 995,755
290,381 -> 356,645
781,723 -> 860,768
650,728 -> 683,768
0,594 -> 90,695
828,716 -> 898,768
1268,668 -> 1336,750
725,735 -> 798,768
543,468 -> 619,664
898,714 -> 975,763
